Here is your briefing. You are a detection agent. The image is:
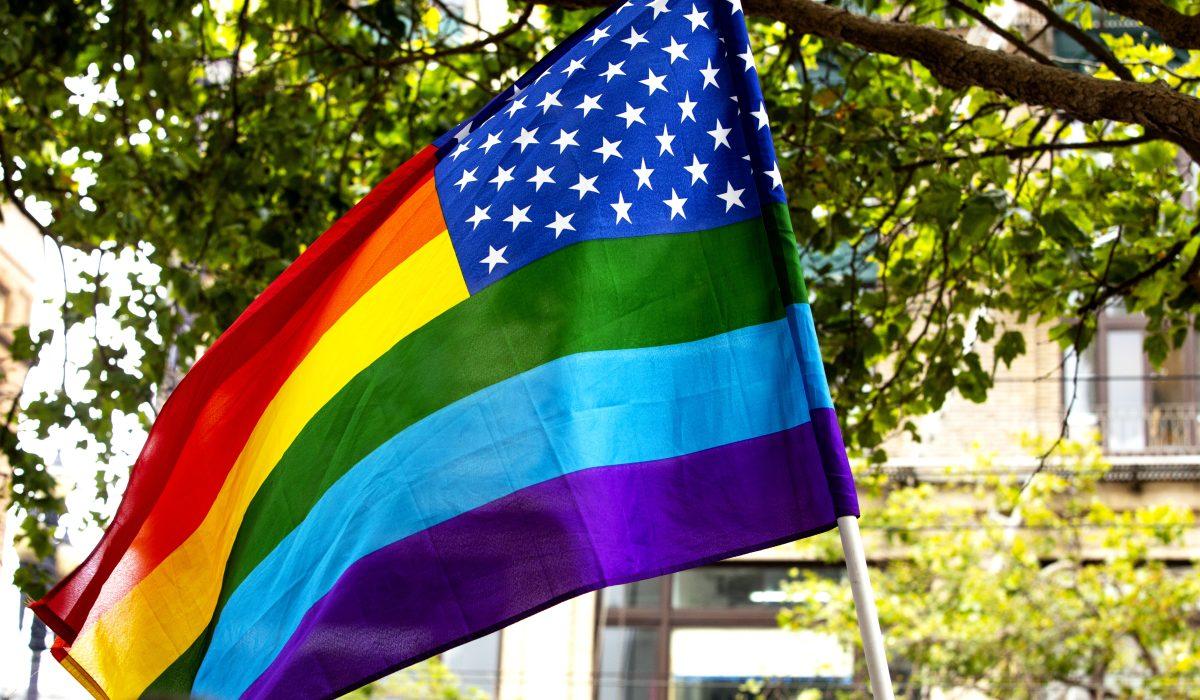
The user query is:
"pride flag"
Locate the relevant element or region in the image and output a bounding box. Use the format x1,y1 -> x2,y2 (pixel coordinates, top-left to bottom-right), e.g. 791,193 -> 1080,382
31,0 -> 858,697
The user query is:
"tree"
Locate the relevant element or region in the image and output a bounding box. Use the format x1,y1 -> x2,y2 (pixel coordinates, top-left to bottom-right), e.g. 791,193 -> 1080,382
777,440 -> 1200,698
344,658 -> 489,700
0,0 -> 1196,597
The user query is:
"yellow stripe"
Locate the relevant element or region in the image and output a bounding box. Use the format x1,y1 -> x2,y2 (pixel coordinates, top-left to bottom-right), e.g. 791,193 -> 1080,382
59,653 -> 109,700
68,232 -> 468,697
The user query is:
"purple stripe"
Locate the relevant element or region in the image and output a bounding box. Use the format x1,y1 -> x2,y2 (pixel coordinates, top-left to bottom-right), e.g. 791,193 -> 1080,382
243,412 -> 849,700
812,408 -> 860,518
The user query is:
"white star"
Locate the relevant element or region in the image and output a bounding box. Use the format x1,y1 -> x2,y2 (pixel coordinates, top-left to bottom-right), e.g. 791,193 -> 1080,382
504,204 -> 532,231
611,192 -> 633,224
752,101 -> 770,130
506,96 -> 527,117
513,127 -> 539,152
717,181 -> 746,211
684,3 -> 709,30
684,154 -> 708,184
466,205 -> 491,230
480,245 -> 507,273
617,102 -> 646,127
678,91 -> 697,122
664,189 -> 687,220
655,124 -> 676,156
699,59 -> 720,89
622,27 -> 649,50
764,161 -> 783,189
728,0 -> 743,14
528,165 -> 556,191
570,173 -> 600,199
708,119 -> 732,150
453,121 -> 473,141
601,61 -> 626,82
639,68 -> 668,95
562,57 -> 586,77
450,140 -> 471,160
587,26 -> 610,45
647,0 -> 670,18
661,37 -> 689,63
553,128 -> 580,152
594,137 -> 623,163
576,93 -> 603,117
490,165 -> 515,190
454,167 -> 478,191
479,131 -> 503,154
633,158 -> 654,190
738,47 -> 756,71
546,211 -> 575,238
538,89 -> 562,113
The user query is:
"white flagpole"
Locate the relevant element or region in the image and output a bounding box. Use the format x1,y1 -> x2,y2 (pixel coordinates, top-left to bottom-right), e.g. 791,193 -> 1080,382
837,515 -> 895,699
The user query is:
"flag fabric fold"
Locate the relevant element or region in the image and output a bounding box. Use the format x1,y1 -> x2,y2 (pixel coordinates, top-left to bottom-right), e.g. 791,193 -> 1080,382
31,0 -> 859,697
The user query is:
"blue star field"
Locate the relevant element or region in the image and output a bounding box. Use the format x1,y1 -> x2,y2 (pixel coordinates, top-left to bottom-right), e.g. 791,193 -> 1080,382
433,0 -> 788,292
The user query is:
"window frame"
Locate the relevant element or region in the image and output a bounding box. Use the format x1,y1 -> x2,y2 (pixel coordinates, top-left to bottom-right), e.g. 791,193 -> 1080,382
1066,310 -> 1200,453
593,562 -> 842,700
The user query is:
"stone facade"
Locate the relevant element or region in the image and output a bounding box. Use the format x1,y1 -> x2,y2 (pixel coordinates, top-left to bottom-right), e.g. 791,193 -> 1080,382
0,204 -> 42,568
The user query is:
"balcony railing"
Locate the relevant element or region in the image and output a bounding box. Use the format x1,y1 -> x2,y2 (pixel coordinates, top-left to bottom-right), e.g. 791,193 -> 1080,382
1069,402 -> 1200,455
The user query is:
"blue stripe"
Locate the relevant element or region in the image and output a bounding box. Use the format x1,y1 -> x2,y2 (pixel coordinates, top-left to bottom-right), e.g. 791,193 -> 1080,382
195,307 -> 825,698
789,303 -> 834,412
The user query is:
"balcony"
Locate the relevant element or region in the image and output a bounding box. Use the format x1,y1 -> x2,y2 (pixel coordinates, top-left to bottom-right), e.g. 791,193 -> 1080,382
1068,402 -> 1200,456
880,401 -> 1200,485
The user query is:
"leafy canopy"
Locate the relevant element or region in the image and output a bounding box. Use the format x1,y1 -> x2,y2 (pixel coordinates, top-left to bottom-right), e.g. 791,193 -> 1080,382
0,0 -> 1196,598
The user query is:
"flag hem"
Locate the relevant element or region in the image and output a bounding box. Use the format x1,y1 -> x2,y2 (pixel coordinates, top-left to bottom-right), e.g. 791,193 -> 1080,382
317,519 -> 839,700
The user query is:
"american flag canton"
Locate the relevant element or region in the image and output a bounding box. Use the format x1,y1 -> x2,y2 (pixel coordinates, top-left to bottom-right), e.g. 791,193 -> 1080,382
433,0 -> 786,293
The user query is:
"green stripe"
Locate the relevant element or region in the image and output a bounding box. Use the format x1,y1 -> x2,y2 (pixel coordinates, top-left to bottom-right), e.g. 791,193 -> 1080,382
761,202 -> 808,305
146,208 -> 793,695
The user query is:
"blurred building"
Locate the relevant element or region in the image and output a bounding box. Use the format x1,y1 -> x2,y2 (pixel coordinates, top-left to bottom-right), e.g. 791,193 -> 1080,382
0,204 -> 41,567
884,312 -> 1200,547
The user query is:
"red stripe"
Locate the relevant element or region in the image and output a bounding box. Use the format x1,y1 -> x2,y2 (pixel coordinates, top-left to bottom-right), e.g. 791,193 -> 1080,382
32,146 -> 441,641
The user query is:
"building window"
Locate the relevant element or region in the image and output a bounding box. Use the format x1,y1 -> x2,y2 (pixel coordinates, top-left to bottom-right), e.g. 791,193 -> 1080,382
1064,308 -> 1199,453
596,565 -> 851,700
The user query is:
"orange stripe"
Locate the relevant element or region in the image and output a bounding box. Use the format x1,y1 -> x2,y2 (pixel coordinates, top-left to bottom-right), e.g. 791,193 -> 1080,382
68,176 -> 447,633
31,147 -> 442,642
69,229 -> 467,698
311,177 -> 445,338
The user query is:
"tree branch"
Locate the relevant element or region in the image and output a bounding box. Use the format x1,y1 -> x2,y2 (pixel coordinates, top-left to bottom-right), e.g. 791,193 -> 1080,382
761,0 -> 1200,159
228,0 -> 252,147
897,133 -> 1153,169
947,0 -> 1055,66
1014,0 -> 1135,80
1075,222 -> 1198,317
0,128 -> 56,240
543,0 -> 1200,160
1091,0 -> 1200,49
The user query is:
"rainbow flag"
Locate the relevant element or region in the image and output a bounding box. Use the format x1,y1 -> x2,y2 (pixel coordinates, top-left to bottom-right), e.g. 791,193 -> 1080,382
31,0 -> 858,697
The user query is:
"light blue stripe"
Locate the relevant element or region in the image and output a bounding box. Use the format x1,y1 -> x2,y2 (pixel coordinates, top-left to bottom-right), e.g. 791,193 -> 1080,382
788,303 -> 835,412
195,309 -> 820,698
